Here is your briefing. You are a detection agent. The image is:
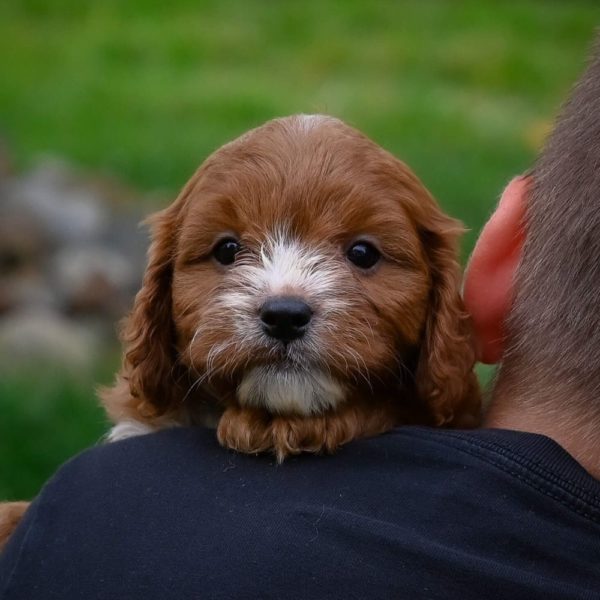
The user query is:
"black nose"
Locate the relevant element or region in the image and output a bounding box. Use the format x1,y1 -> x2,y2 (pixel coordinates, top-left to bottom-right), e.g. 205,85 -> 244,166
260,297 -> 313,342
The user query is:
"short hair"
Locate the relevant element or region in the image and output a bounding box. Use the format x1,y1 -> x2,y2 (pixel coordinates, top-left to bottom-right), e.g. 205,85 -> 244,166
499,40 -> 600,399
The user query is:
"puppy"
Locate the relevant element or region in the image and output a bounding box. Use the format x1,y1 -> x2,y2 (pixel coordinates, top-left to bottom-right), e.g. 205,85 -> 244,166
102,114 -> 481,458
0,115 -> 480,550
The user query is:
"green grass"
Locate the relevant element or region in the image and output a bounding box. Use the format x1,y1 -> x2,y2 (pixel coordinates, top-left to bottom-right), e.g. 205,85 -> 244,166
0,0 -> 598,498
0,361 -> 116,499
2,1 -> 598,246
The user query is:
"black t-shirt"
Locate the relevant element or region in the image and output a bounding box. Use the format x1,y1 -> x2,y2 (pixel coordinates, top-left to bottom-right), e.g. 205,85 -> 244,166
1,426 -> 599,600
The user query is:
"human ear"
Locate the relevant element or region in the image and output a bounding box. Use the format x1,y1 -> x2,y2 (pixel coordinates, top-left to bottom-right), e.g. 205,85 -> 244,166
463,176 -> 528,364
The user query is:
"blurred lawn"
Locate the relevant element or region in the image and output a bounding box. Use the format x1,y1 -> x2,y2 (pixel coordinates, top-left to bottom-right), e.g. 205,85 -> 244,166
0,363 -> 116,499
0,0 -> 598,499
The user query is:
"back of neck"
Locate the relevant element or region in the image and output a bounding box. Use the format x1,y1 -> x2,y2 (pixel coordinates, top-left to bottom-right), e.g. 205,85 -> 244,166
485,386 -> 600,479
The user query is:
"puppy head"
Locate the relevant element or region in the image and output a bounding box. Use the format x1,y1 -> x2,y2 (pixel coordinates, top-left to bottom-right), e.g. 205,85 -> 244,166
103,115 -> 479,427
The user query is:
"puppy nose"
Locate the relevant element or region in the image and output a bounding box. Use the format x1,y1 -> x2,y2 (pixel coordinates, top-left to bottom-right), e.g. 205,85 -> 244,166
260,297 -> 313,342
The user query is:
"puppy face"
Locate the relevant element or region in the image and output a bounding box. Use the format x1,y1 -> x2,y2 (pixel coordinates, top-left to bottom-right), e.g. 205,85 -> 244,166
103,115 -> 479,437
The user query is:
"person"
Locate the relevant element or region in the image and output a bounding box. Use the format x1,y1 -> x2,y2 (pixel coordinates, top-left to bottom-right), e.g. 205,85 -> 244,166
3,50 -> 600,600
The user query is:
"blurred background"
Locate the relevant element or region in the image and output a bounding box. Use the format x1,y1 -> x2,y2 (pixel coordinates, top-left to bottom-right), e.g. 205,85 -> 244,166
1,0 -> 598,500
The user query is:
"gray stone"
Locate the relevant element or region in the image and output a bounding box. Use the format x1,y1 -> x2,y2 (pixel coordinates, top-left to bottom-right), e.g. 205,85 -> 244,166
0,152 -> 152,360
1,158 -> 109,247
51,246 -> 137,316
0,309 -> 98,369
0,273 -> 59,315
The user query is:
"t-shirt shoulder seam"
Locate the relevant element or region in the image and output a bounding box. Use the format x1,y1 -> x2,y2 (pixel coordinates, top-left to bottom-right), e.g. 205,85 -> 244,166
398,429 -> 600,524
442,432 -> 600,506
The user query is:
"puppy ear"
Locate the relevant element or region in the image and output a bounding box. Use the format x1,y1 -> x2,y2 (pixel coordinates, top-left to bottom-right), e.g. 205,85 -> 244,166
414,205 -> 481,427
101,200 -> 187,422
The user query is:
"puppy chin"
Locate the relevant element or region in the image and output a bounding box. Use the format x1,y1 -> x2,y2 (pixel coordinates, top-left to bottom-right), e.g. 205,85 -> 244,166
237,366 -> 346,416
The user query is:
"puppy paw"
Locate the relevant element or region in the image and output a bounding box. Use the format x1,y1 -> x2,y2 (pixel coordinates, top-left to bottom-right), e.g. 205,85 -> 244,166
217,402 -> 398,462
216,406 -> 273,454
270,415 -> 332,462
216,407 -> 334,461
0,501 -> 30,550
270,401 -> 401,461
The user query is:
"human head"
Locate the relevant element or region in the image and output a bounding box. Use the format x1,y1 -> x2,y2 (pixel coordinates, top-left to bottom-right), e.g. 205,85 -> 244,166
465,42 -> 600,417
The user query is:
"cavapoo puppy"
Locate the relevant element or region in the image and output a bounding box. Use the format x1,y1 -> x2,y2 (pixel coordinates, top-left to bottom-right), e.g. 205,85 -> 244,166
103,114 -> 481,458
0,115 -> 481,549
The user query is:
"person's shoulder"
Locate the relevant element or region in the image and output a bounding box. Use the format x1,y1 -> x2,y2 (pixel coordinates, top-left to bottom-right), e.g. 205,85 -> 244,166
23,424 -> 600,535
57,424 -> 498,476
45,424 -> 557,484
33,424 -> 600,499
62,426 -> 222,473
54,424 -> 457,476
4,425 -> 600,600
24,425 -> 502,514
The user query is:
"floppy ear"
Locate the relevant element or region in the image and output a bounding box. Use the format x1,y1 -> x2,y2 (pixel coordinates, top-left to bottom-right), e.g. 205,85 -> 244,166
101,199 -> 188,423
414,205 -> 481,427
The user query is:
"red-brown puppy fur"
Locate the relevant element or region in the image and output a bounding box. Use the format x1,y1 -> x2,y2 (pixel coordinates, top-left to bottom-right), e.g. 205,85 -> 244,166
102,115 -> 480,458
0,115 -> 480,550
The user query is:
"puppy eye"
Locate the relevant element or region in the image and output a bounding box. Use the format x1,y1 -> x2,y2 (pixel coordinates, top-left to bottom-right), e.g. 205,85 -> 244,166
213,238 -> 242,265
347,241 -> 381,269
